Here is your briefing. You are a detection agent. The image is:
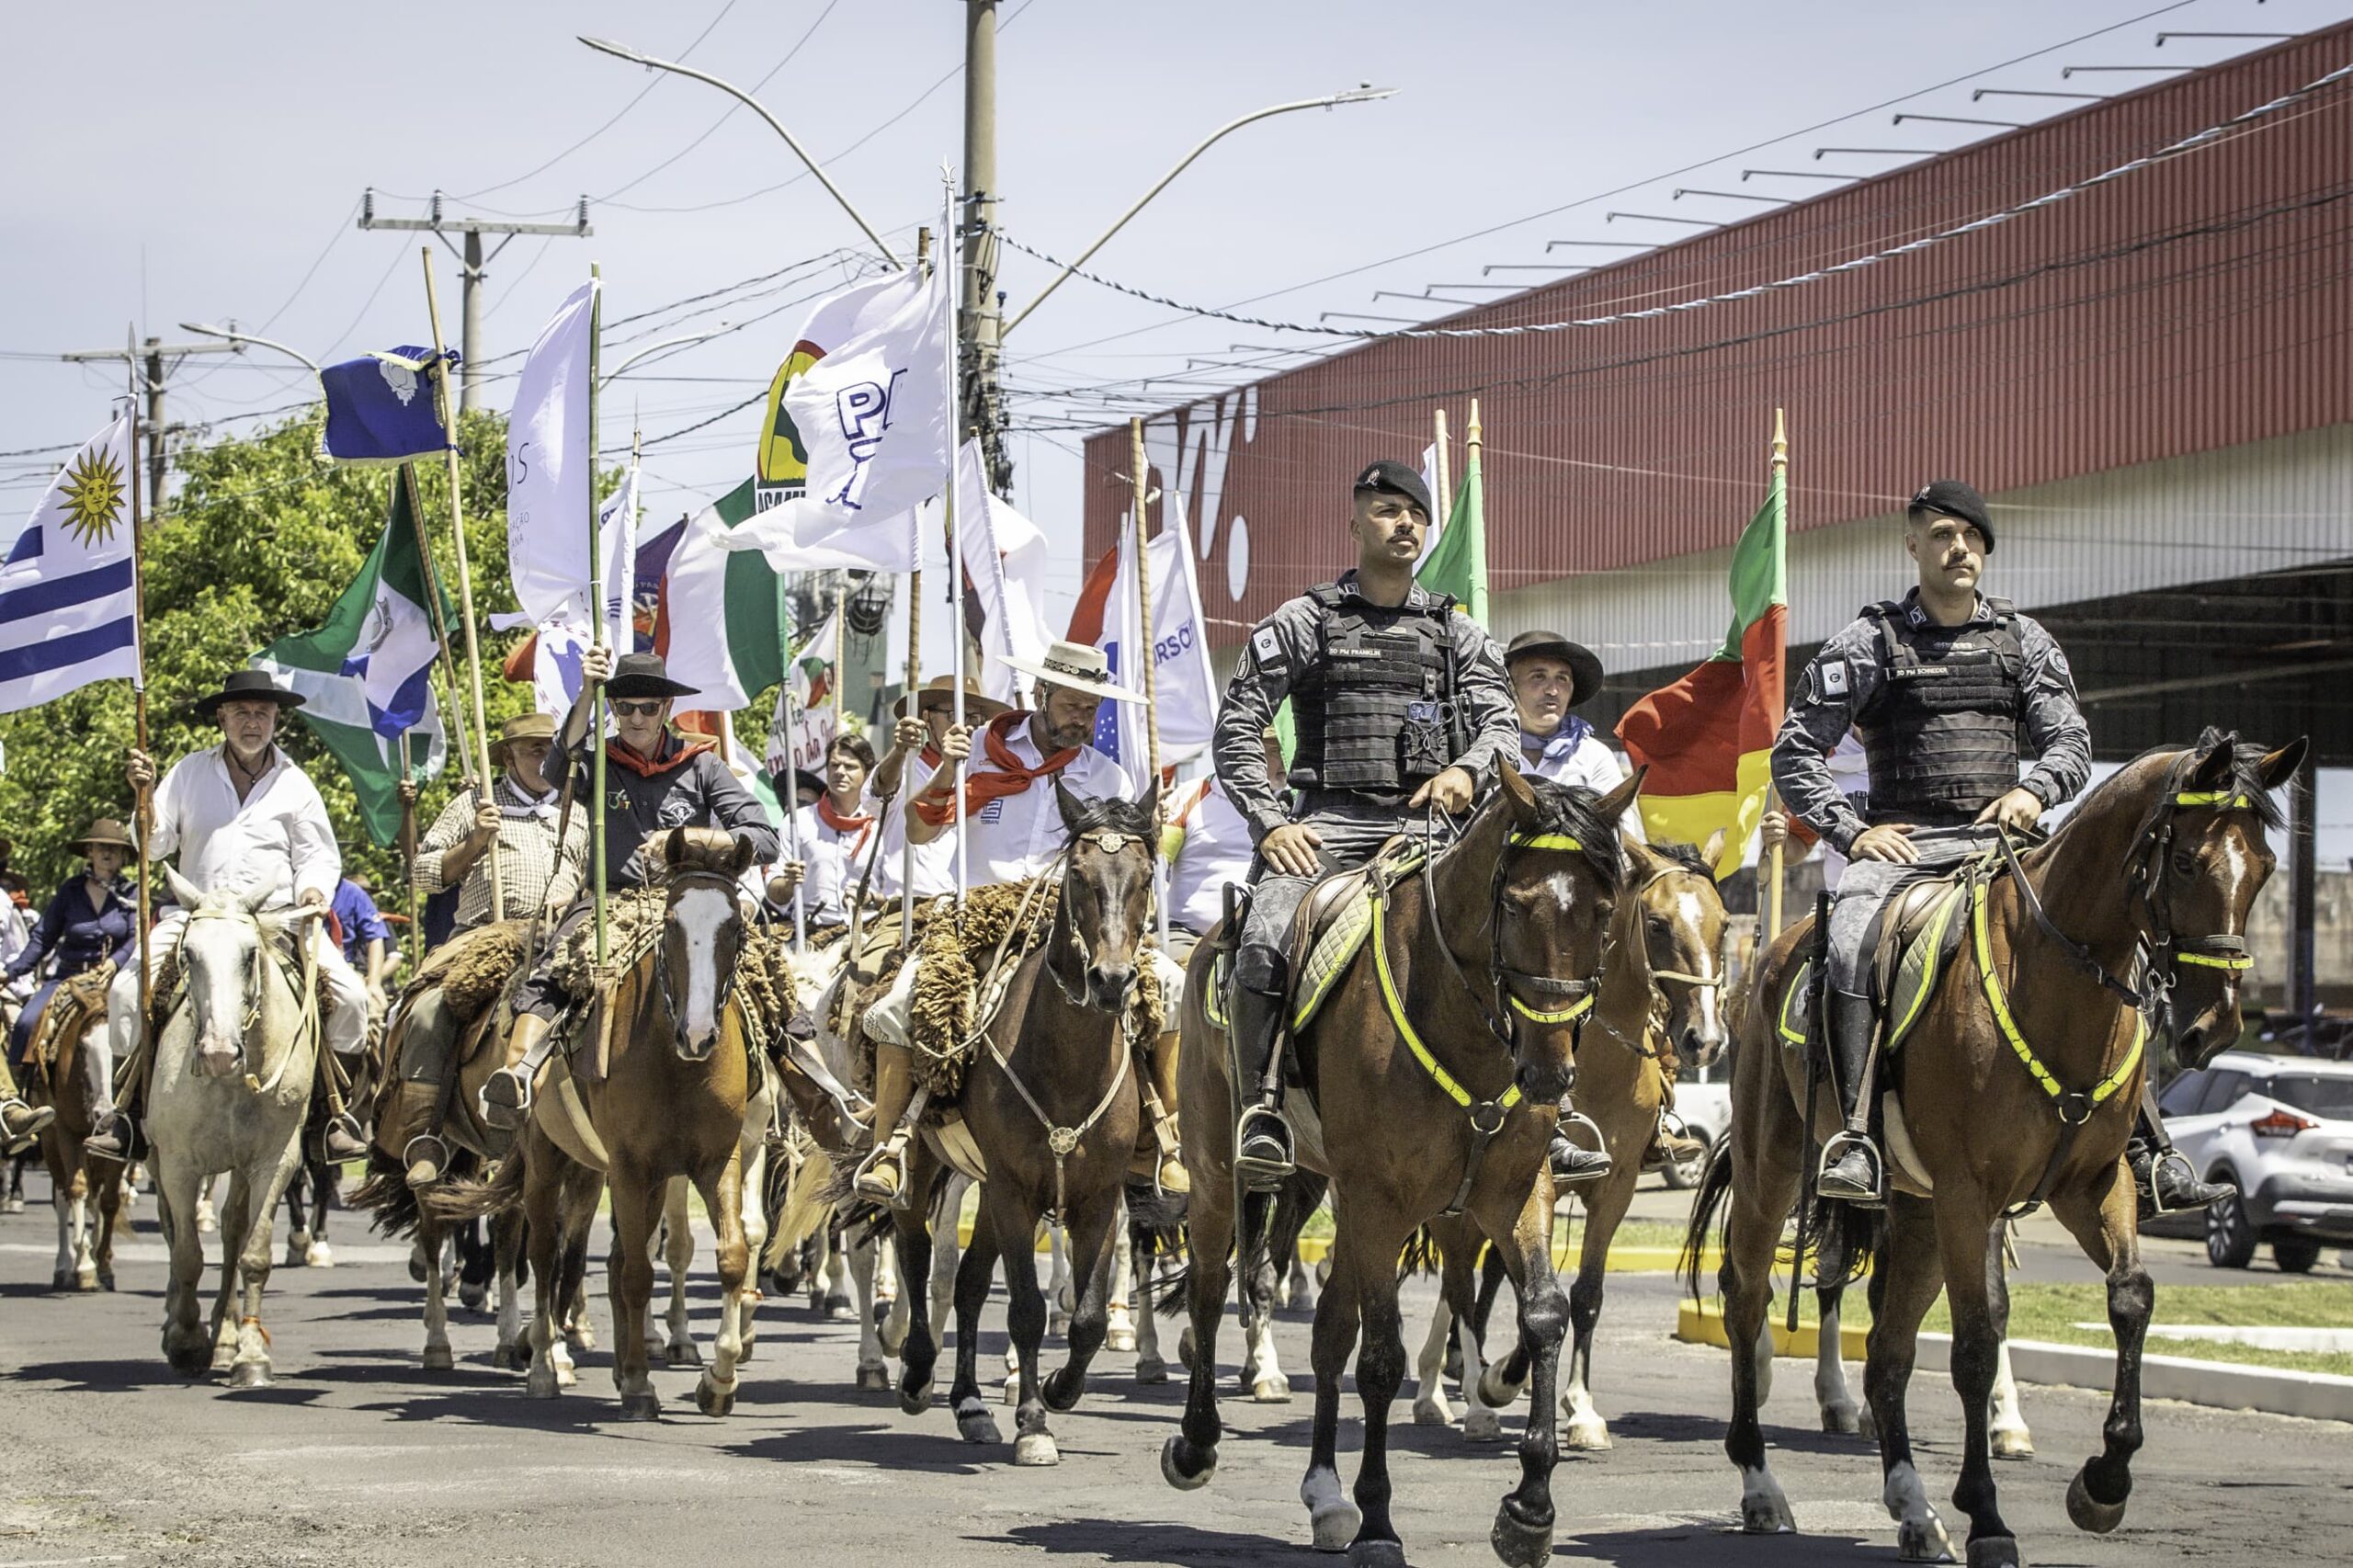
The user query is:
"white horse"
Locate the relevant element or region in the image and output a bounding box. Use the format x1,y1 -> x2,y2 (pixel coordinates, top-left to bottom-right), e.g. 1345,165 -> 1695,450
120,871 -> 319,1388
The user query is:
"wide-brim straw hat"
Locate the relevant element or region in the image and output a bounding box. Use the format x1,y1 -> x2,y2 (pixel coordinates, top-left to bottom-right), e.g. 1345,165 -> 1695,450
195,667 -> 307,720
488,711 -> 558,764
1004,640 -> 1142,705
74,819 -> 137,856
893,674 -> 1011,722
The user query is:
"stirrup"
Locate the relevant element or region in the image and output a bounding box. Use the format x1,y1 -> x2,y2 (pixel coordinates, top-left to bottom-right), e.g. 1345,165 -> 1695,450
85,1112 -> 136,1165
480,1066 -> 533,1131
2138,1149 -> 2228,1217
1234,1106 -> 1295,1192
403,1132 -> 450,1189
1815,1132 -> 1886,1208
854,1129 -> 912,1202
1,1099 -> 52,1154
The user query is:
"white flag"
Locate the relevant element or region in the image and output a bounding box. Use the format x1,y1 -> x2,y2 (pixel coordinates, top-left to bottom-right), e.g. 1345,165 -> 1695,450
506,278 -> 598,628
1077,503 -> 1220,772
945,439 -> 1053,706
598,458 -> 640,652
0,412 -> 141,713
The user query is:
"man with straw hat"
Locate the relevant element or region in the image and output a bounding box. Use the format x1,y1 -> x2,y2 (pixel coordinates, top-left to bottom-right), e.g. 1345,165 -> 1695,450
388,710 -> 586,1187
855,640 -> 1152,1202
89,667 -> 374,1163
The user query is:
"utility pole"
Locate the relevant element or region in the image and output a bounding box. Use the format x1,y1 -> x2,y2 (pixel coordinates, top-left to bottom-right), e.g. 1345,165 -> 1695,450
961,0 -> 1010,494
358,188 -> 593,412
59,335 -> 238,501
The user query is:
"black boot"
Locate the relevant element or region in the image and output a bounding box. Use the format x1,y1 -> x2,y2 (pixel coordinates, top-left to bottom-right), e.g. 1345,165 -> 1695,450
1228,983 -> 1294,1192
1549,1108 -> 1613,1187
1815,990 -> 1885,1206
2129,1091 -> 2230,1217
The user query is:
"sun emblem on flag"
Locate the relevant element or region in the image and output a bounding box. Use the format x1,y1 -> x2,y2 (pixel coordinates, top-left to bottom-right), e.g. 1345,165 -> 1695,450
58,446 -> 126,548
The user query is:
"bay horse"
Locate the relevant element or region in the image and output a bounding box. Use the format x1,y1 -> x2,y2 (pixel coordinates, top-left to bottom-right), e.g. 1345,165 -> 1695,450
136,869 -> 321,1388
25,968 -> 126,1291
1170,764 -> 1639,1568
892,784 -> 1156,1467
437,827 -> 761,1419
1688,730 -> 2301,1567
1416,833 -> 1731,1446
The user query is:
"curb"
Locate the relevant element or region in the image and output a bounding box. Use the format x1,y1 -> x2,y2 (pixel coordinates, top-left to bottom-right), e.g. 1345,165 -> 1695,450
1292,1236 -> 1718,1273
1675,1300 -> 1869,1360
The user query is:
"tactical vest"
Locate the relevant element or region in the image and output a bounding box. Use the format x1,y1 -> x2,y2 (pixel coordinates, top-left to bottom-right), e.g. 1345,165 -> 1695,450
1854,598 -> 2026,826
1287,584 -> 1456,793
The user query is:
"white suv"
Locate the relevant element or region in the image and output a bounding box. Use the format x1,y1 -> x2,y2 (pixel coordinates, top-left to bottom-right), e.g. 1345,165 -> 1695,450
2156,1051 -> 2353,1272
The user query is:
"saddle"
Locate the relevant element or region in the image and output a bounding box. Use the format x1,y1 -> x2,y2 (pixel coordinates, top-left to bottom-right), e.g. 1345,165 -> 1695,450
1207,836 -> 1428,1035
1777,851 -> 1993,1056
28,963 -> 116,1080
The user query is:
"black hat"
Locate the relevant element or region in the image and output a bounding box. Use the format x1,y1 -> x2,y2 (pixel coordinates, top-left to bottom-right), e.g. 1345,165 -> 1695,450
195,667 -> 307,720
1503,631 -> 1606,709
1907,479 -> 1995,552
788,767 -> 828,801
1352,458 -> 1434,519
604,652 -> 699,699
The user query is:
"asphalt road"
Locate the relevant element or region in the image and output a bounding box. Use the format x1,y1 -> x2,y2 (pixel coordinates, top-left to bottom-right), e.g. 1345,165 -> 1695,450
4,1171 -> 2348,1568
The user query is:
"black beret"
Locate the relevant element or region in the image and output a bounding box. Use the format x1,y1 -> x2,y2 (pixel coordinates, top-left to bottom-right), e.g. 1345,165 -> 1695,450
1352,458 -> 1434,519
1907,479 -> 1995,551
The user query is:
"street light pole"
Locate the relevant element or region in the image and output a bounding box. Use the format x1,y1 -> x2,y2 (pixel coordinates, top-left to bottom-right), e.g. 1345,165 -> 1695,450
599,328 -> 734,387
176,322 -> 322,374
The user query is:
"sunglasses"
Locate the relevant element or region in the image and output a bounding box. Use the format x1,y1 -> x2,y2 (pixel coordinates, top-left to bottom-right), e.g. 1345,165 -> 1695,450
610,699 -> 666,718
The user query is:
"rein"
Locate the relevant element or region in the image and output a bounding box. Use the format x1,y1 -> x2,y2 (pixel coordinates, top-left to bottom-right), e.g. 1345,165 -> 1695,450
651,868 -> 750,1046
178,906 -> 320,1096
1598,861 -> 1726,1064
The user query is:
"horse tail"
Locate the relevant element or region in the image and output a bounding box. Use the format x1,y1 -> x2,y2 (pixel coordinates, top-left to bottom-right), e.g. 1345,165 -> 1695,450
1803,1194 -> 1881,1293
1235,1185 -> 1277,1308
424,1146 -> 526,1225
1396,1223 -> 1442,1283
1125,1182 -> 1188,1261
1679,1136 -> 1737,1303
764,1147 -> 836,1272
347,1147 -> 424,1240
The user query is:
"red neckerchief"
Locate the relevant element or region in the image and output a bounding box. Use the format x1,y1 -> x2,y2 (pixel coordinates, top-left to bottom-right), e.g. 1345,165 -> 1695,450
816,792 -> 873,843
913,712 -> 1077,827
605,731 -> 715,779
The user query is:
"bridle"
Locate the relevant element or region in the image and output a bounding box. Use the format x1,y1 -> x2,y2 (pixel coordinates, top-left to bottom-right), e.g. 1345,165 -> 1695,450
1608,859 -> 1725,1064
177,905 -> 318,1094
1418,801 -> 1609,1060
654,868 -> 748,1043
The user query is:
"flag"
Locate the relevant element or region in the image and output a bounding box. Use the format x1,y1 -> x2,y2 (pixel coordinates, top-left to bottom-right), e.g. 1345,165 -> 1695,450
1415,440 -> 1443,571
721,265 -> 947,574
253,471 -> 452,846
946,439 -> 1053,706
1066,503 -> 1221,772
1415,438 -> 1487,625
1615,464 -> 1789,878
765,606 -> 839,779
0,411 -> 140,713
655,479 -> 786,710
506,279 -> 598,629
754,271 -> 905,508
599,458 -> 641,653
317,347 -> 458,465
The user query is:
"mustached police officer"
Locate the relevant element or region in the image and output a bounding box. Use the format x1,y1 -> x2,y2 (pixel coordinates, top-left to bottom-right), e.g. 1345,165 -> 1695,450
1773,480 -> 2225,1216
1211,459 -> 1519,1189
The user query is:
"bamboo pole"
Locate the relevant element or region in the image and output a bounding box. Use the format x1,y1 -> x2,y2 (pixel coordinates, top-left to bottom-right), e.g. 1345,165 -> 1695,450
125,347 -> 153,1110
399,731 -> 424,970
420,250 -> 505,917
831,583 -> 847,721
899,226 -> 931,947
400,463 -> 483,799
586,265 -> 608,968
1431,408 -> 1451,540
942,177 -> 968,919
779,591 -> 807,951
1129,417 -> 1168,946
1766,406 -> 1790,941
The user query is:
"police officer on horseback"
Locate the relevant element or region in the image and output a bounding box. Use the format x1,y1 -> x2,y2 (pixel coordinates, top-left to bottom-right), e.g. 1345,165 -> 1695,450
1773,480 -> 2225,1215
1212,459 -> 1518,1189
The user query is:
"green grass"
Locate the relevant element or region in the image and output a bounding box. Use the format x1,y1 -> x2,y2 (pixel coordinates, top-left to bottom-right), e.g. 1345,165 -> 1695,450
1298,1208 -> 1693,1256
1805,1281 -> 2353,1378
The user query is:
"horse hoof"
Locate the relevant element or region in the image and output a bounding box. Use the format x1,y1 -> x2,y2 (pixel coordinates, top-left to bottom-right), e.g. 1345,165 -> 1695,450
227,1361 -> 274,1392
527,1368 -> 561,1399
620,1391 -> 662,1422
694,1375 -> 735,1418
1991,1428 -> 2035,1461
556,1363 -> 578,1389
1013,1430 -> 1059,1467
308,1244 -> 335,1268
856,1363 -> 892,1392
1964,1536 -> 2021,1568
1822,1401 -> 1862,1436
1463,1405 -> 1506,1444
1346,1539 -> 1404,1568
1412,1396 -> 1451,1427
899,1380 -> 935,1415
1739,1489 -> 1796,1535
422,1344 -> 456,1372
824,1291 -> 856,1322
165,1339 -> 209,1377
2065,1471 -> 2125,1535
493,1343 -> 524,1373
566,1324 -> 598,1353
1476,1368 -> 1525,1409
1251,1377 -> 1291,1404
1491,1505 -> 1554,1568
1310,1498 -> 1362,1553
1042,1369 -> 1084,1413
51,1270 -> 74,1292
665,1342 -> 703,1370
210,1348 -> 237,1375
97,1270 -> 115,1293
1563,1415 -> 1610,1450
460,1282 -> 489,1313
1136,1355 -> 1168,1385
1858,1404 -> 1881,1441
1161,1435 -> 1215,1492
1897,1513 -> 1955,1562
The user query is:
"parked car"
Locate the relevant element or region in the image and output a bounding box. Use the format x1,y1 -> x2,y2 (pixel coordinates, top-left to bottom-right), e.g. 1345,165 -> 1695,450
2157,1051 -> 2353,1272
1663,1062 -> 1732,1190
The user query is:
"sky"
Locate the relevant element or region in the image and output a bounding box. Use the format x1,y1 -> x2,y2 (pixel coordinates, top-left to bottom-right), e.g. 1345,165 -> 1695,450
6,0 -> 2350,631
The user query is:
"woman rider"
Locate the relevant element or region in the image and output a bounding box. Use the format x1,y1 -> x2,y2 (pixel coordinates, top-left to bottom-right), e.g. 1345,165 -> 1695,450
6,819 -> 139,1085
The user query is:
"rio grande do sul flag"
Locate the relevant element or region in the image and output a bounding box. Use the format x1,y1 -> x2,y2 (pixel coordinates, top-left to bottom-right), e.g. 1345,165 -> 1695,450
1615,461 -> 1787,878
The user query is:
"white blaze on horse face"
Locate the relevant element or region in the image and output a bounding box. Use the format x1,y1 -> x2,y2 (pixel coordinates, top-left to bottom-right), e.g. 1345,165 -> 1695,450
672,885 -> 733,1049
1673,888 -> 1723,1041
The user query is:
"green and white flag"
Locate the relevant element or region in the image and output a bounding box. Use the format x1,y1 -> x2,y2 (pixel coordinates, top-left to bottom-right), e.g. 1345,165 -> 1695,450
252,470 -> 450,846
655,477 -> 785,710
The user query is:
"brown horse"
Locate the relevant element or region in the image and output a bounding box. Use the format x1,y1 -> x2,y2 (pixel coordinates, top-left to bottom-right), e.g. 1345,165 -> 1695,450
1169,765 -> 1638,1568
27,971 -> 125,1292
890,784 -> 1157,1467
1688,730 -> 2301,1567
438,827 -> 761,1420
1427,834 -> 1732,1445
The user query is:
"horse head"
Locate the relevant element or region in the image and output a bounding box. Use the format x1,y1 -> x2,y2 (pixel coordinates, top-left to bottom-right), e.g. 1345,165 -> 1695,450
1483,761 -> 1640,1105
659,826 -> 757,1062
1624,834 -> 1731,1072
1052,780 -> 1160,1014
163,866 -> 289,1080
2138,730 -> 2304,1068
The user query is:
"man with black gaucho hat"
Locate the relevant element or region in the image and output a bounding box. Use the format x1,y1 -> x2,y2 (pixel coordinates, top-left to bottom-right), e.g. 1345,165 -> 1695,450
1211,458 -> 1518,1189
480,645 -> 779,1129
1773,480 -> 2222,1217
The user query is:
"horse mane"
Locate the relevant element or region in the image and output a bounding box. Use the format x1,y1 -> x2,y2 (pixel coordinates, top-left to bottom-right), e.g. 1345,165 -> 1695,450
1643,837 -> 1713,879
665,826 -> 747,877
1518,775 -> 1626,892
1064,790 -> 1158,842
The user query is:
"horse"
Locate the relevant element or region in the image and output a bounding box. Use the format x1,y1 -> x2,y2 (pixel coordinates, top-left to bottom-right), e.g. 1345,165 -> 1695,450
24,967 -> 125,1291
135,870 -> 323,1388
1170,764 -> 1638,1568
652,1047 -> 779,1370
1686,730 -> 2301,1568
889,784 -> 1157,1467
437,827 -> 763,1419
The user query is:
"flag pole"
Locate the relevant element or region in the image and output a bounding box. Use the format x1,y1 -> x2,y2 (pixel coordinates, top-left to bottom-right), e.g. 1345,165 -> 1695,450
779,591 -> 808,952
1432,407 -> 1451,543
1129,417 -> 1169,947
399,731 -> 424,971
899,226 -> 931,948
420,250 -> 505,918
831,583 -> 847,722
125,340 -> 153,1111
942,176 -> 969,918
1766,406 -> 1790,941
586,263 -> 608,970
399,463 -> 483,797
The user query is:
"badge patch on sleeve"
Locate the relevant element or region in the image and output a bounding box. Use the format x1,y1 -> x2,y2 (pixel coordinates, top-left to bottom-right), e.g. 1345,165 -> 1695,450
1251,626 -> 1285,670
1812,658 -> 1849,700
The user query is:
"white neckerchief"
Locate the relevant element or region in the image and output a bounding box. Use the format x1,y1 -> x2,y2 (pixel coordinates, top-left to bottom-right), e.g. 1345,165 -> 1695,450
498,775 -> 561,823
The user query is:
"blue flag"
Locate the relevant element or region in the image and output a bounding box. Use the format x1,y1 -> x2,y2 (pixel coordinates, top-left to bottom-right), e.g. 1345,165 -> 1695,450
318,346 -> 459,466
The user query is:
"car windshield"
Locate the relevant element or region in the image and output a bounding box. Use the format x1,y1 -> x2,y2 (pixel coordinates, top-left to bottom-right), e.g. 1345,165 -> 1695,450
2266,1074 -> 2353,1120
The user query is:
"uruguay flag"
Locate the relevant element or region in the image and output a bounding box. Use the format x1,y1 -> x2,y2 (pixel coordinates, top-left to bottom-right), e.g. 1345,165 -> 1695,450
0,411 -> 141,714
319,347 -> 459,466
